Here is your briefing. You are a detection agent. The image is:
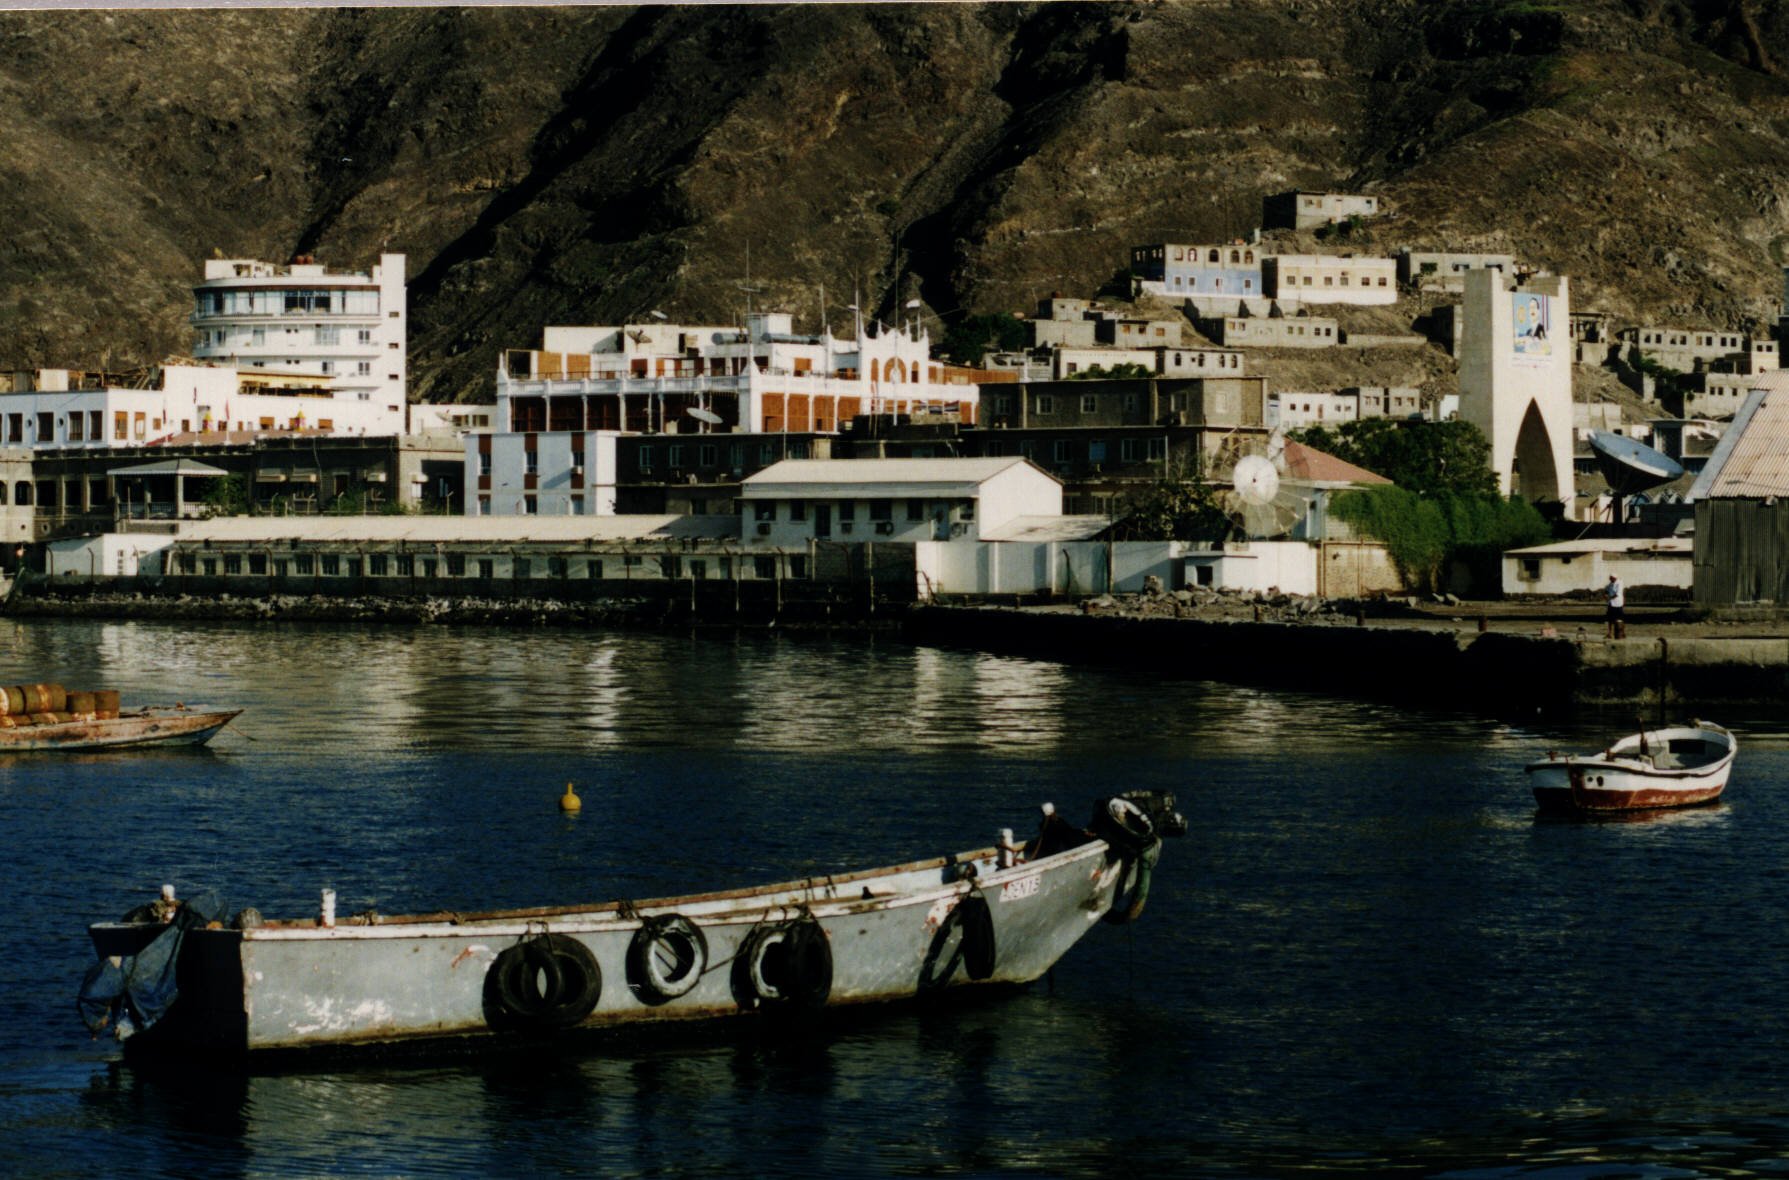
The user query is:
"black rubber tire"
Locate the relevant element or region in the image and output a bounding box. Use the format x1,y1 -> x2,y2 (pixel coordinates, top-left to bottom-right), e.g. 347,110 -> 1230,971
488,934 -> 602,1029
743,919 -> 833,1008
919,893 -> 997,989
626,913 -> 708,1003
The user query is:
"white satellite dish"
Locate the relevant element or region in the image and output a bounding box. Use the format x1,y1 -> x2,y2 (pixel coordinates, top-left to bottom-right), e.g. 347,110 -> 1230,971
1232,453 -> 1280,505
686,407 -> 722,424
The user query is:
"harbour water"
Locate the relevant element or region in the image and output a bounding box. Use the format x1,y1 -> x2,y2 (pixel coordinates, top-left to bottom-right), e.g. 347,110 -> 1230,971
4,617 -> 1789,1178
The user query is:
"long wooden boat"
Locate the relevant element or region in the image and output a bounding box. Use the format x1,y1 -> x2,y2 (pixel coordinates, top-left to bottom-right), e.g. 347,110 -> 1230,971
77,791 -> 1186,1056
1526,721 -> 1737,813
0,704 -> 240,751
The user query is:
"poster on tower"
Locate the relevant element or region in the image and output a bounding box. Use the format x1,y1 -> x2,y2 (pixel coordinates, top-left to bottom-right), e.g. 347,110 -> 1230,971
1511,292 -> 1552,366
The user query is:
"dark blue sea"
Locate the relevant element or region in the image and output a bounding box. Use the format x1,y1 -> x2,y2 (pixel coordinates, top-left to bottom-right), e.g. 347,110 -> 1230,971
2,617 -> 1788,1178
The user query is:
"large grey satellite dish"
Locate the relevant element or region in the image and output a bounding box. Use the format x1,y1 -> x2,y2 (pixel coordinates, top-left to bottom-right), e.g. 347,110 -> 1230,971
1588,430 -> 1683,496
686,407 -> 722,425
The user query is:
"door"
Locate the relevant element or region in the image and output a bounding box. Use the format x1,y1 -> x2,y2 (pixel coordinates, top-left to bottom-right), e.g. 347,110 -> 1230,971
815,503 -> 832,538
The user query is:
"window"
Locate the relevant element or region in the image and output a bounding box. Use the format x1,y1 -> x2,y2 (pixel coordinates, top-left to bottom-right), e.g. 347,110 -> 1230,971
548,557 -> 567,578
478,453 -> 492,476
754,555 -> 776,579
223,555 -> 242,575
753,501 -> 775,521
587,559 -> 603,579
295,554 -> 315,575
638,445 -> 654,472
249,554 -> 267,575
1036,395 -> 1054,414
788,555 -> 808,579
1053,440 -> 1072,463
513,558 -> 531,579
320,555 -> 341,576
1081,394 -> 1098,413
1121,439 -> 1140,462
1521,558 -> 1541,581
477,558 -> 494,578
839,501 -> 855,522
789,500 -> 807,522
869,501 -> 892,521
396,554 -> 414,576
668,444 -> 685,469
201,558 -> 217,576
524,450 -> 538,475
446,554 -> 466,576
699,444 -> 717,467
358,329 -> 374,345
1148,438 -> 1167,461
523,496 -> 537,515
67,414 -> 82,442
1089,441 -> 1106,463
689,560 -> 707,580
37,412 -> 53,440
476,495 -> 490,515
369,555 -> 388,577
959,500 -> 975,522
908,499 -> 924,521
315,326 -> 340,346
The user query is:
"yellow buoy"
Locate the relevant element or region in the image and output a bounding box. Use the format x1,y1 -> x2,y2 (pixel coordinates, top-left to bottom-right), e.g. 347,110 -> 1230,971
559,782 -> 581,813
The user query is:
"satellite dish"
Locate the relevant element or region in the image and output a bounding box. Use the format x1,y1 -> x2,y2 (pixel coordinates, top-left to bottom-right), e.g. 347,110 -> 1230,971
1210,431 -> 1306,540
1233,453 -> 1280,505
1588,430 -> 1683,495
686,407 -> 722,424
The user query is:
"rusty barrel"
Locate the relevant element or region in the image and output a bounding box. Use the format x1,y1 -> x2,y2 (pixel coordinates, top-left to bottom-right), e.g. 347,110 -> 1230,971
66,691 -> 96,715
93,689 -> 120,714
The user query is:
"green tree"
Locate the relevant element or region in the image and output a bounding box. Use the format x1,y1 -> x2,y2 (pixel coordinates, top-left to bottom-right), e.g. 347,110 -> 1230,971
1329,485 -> 1549,593
199,473 -> 247,517
1112,477 -> 1229,542
1288,418 -> 1496,496
939,312 -> 1026,366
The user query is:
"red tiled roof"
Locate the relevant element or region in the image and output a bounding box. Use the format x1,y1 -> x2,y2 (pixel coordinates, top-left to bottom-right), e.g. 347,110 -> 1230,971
1281,439 -> 1392,485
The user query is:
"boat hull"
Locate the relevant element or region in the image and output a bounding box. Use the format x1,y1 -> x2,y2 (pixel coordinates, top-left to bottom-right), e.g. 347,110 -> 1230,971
92,837 -> 1139,1055
1526,723 -> 1736,813
0,707 -> 239,751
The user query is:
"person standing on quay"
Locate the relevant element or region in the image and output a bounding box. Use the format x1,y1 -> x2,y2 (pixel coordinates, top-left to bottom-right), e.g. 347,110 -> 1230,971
1605,573 -> 1625,639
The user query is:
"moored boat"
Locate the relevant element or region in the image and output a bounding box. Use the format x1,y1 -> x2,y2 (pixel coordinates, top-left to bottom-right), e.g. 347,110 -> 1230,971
77,791 -> 1186,1056
1525,721 -> 1737,813
0,680 -> 237,751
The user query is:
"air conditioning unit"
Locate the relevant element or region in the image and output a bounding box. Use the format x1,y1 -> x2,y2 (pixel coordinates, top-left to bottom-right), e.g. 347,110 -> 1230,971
755,523 -> 772,536
950,522 -> 968,538
874,522 -> 894,535
840,522 -> 854,534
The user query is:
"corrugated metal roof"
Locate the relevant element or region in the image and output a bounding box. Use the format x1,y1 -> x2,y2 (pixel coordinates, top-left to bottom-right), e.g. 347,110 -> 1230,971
109,459 -> 232,477
166,515 -> 742,544
741,457 -> 1040,488
1687,371 -> 1789,499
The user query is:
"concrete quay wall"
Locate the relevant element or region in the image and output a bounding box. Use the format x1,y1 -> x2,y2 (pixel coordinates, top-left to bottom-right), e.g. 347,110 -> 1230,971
904,607 -> 1789,713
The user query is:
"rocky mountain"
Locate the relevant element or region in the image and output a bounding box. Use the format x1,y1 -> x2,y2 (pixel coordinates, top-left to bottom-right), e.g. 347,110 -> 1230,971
4,2 -> 1789,402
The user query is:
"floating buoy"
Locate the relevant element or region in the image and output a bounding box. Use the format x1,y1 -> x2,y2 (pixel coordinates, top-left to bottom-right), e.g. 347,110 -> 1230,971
559,782 -> 581,813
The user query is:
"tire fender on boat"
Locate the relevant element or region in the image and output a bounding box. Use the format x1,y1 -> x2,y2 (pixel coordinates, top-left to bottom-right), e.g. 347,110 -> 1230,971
486,933 -> 602,1030
738,918 -> 832,1009
1104,840 -> 1162,926
626,913 -> 708,1004
919,892 -> 997,989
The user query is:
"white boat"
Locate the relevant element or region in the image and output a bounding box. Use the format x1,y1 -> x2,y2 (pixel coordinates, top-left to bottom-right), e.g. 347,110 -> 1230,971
1525,721 -> 1737,813
77,791 -> 1186,1056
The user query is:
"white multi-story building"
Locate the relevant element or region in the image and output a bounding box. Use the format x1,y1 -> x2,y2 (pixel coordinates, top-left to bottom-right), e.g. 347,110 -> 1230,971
0,363 -> 405,450
191,253 -> 407,407
476,311 -> 985,516
1262,255 -> 1398,305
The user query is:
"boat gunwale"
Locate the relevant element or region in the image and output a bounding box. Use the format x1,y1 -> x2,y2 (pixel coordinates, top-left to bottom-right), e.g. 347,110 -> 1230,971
91,838 -> 1118,943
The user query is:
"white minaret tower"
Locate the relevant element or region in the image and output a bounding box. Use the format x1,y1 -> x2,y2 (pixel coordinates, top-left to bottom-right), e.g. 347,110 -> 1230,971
1458,269 -> 1574,510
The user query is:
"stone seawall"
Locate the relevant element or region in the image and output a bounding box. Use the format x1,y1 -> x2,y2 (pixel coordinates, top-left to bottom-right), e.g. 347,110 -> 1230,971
904,606 -> 1789,714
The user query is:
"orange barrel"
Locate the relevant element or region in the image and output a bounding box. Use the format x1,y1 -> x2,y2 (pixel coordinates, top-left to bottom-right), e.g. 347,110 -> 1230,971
44,685 -> 66,712
66,691 -> 95,715
1,688 -> 22,716
0,690 -> 11,716
28,713 -> 57,725
0,716 -> 16,728
93,689 -> 120,714
19,685 -> 45,713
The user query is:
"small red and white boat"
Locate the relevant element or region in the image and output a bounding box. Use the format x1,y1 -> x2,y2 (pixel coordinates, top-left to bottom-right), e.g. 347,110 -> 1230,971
1526,721 -> 1737,813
